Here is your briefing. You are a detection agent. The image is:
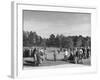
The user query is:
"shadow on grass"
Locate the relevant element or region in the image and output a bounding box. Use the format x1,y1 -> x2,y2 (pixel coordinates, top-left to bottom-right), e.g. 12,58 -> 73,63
46,59 -> 64,61
23,61 -> 39,67
23,59 -> 67,67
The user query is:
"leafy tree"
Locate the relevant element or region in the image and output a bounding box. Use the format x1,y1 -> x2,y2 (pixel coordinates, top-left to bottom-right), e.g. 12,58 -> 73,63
76,35 -> 83,47
62,37 -> 73,48
23,31 -> 91,48
48,34 -> 56,47
55,34 -> 60,47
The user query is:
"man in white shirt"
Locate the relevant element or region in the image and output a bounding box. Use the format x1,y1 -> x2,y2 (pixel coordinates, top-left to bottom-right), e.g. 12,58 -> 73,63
64,49 -> 69,61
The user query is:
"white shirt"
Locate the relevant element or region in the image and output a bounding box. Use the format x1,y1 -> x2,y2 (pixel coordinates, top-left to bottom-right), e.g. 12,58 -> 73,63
65,50 -> 69,55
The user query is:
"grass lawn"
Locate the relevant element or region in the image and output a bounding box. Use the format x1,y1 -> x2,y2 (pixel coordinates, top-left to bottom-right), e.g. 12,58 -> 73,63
23,53 -> 91,67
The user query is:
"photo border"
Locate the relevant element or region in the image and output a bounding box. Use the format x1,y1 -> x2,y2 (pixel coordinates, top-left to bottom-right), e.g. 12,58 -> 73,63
11,1 -> 97,78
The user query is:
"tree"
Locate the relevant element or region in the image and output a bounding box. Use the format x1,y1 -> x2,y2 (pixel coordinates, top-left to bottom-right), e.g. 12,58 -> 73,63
36,36 -> 42,46
72,36 -> 78,47
28,31 -> 36,45
40,39 -> 46,47
55,34 -> 60,47
48,34 -> 56,47
62,37 -> 73,48
23,31 -> 29,46
23,31 -> 91,48
76,35 -> 83,47
59,34 -> 64,48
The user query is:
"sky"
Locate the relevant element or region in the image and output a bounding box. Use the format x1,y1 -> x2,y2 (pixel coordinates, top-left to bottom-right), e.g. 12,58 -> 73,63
23,10 -> 91,38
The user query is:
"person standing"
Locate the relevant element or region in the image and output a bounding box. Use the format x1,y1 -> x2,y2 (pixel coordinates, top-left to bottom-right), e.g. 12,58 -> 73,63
86,47 -> 90,59
64,49 -> 69,61
32,48 -> 36,61
53,50 -> 57,61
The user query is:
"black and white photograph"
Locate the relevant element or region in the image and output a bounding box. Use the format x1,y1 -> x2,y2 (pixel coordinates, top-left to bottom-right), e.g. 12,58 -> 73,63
23,10 -> 91,68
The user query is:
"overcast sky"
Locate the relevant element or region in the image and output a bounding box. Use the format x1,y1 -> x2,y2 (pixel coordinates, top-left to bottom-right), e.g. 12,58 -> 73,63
23,10 -> 91,38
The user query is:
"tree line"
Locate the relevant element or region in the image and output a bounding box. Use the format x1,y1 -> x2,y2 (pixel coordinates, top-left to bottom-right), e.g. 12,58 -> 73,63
23,31 -> 91,48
